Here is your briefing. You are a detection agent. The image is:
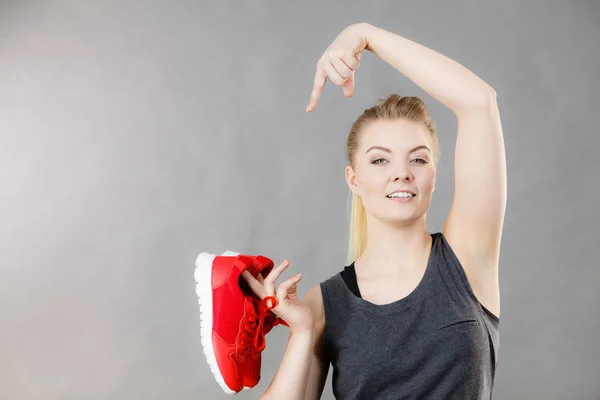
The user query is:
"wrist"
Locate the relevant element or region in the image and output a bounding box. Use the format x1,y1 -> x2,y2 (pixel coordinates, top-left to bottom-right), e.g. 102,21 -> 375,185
290,323 -> 315,337
353,22 -> 377,51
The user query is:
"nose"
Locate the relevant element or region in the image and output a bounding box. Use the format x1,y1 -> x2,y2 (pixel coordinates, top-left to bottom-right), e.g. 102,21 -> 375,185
392,162 -> 413,182
395,174 -> 411,182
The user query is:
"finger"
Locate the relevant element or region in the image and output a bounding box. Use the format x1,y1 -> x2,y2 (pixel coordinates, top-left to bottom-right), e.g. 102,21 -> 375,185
276,274 -> 302,304
322,57 -> 344,86
240,270 -> 266,299
307,63 -> 327,112
278,273 -> 302,293
265,260 -> 290,283
264,260 -> 290,295
330,56 -> 353,82
342,71 -> 355,98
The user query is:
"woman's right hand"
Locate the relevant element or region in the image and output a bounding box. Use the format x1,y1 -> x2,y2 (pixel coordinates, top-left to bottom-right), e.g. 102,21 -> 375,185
241,260 -> 315,333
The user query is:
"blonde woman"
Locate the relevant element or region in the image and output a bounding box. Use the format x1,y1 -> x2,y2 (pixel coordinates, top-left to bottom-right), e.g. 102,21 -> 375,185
242,22 -> 506,400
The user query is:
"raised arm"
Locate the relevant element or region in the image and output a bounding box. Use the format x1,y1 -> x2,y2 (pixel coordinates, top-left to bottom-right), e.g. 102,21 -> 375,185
356,23 -> 505,315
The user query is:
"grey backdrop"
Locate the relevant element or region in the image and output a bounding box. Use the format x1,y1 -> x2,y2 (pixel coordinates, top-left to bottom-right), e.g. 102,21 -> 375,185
1,1 -> 599,399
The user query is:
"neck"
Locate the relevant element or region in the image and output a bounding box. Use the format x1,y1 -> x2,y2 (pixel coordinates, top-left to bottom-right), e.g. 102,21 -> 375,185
355,216 -> 432,278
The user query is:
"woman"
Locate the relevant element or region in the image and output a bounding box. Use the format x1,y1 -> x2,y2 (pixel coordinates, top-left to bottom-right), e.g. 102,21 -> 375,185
242,22 -> 506,400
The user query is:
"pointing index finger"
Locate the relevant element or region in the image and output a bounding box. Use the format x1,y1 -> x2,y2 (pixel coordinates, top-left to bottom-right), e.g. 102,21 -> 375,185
306,64 -> 327,112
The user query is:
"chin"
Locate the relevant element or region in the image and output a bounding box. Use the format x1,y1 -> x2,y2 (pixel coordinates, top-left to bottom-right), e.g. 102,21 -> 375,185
386,206 -> 428,224
372,210 -> 419,225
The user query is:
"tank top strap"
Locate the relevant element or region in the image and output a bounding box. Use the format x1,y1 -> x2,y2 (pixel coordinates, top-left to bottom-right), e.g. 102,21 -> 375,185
319,273 -> 347,354
319,272 -> 351,324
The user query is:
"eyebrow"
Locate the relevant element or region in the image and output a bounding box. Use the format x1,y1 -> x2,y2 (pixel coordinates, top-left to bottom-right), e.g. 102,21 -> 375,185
365,145 -> 431,154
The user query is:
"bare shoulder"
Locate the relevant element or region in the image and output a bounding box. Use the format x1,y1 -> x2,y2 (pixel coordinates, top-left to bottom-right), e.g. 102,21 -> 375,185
302,284 -> 325,327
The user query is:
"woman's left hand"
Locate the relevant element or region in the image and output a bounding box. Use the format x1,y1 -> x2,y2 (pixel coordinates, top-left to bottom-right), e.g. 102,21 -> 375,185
306,23 -> 370,112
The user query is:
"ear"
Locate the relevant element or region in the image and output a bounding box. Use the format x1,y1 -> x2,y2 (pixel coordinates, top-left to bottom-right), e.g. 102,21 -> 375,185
345,165 -> 360,195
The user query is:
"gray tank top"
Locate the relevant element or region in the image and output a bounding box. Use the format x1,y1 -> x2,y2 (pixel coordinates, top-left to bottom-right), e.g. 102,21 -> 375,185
319,232 -> 500,399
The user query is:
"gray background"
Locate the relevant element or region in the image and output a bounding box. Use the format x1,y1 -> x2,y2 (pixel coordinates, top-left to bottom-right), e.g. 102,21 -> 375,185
1,1 -> 598,399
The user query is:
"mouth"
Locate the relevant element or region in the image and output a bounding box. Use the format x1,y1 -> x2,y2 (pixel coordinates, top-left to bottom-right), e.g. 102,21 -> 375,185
386,192 -> 416,199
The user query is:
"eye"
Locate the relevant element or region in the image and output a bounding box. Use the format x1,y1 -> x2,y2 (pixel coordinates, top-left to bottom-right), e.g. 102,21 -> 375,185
372,158 -> 428,165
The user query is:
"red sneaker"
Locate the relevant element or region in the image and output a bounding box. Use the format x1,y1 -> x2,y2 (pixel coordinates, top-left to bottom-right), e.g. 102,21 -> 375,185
195,251 -> 289,394
195,252 -> 257,394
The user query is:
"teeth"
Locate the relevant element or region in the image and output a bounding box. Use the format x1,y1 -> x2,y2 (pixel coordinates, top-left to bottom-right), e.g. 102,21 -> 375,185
388,192 -> 413,198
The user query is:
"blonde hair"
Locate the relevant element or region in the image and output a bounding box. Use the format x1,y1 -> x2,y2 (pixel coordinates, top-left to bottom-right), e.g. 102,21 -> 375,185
345,94 -> 441,265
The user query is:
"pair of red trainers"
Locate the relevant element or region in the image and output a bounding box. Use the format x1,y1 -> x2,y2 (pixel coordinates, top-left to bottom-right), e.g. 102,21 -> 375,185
195,251 -> 289,394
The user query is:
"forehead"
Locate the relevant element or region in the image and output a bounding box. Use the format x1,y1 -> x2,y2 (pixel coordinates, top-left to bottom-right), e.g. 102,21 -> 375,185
359,119 -> 431,151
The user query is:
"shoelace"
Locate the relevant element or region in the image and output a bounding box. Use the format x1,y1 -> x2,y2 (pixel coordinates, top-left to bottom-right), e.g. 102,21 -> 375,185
238,296 -> 289,356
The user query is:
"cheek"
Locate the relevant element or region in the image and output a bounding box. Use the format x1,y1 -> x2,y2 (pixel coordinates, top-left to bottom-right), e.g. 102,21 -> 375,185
356,171 -> 387,194
421,169 -> 436,190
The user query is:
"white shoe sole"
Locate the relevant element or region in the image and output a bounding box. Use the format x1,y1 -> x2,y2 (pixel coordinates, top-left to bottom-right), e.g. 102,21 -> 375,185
195,251 -> 239,395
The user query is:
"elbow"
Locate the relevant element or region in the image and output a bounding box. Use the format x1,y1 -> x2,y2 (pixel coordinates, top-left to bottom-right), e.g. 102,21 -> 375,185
458,87 -> 498,115
471,86 -> 497,108
484,86 -> 497,104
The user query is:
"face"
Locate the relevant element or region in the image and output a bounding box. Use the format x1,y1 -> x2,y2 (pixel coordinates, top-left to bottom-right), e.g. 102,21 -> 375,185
345,119 -> 437,225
